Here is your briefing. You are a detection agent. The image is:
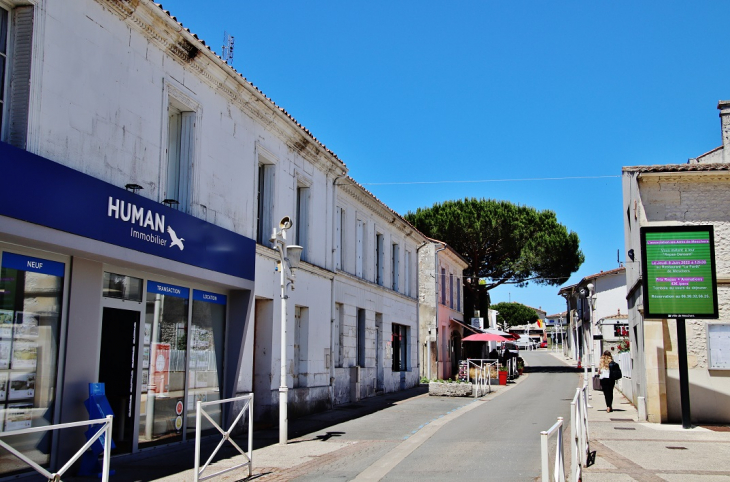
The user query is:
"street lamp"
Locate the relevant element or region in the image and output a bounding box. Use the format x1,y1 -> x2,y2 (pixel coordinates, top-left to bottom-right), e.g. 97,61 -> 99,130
270,216 -> 303,445
587,283 -> 596,390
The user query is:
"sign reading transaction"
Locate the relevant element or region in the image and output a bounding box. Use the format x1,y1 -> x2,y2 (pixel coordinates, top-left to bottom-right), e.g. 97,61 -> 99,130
640,225 -> 718,319
0,141 -> 255,281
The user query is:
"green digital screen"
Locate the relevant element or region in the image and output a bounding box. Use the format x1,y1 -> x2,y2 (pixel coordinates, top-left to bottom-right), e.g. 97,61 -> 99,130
641,225 -> 718,319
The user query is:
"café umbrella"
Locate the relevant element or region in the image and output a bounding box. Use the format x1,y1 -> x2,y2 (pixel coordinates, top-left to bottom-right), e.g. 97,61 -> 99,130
462,333 -> 512,343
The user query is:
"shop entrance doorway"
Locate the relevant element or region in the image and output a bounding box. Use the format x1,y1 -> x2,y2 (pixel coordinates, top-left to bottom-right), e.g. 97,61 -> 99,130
99,307 -> 140,454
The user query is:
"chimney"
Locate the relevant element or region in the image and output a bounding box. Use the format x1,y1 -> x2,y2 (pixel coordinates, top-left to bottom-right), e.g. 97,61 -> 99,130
718,101 -> 730,162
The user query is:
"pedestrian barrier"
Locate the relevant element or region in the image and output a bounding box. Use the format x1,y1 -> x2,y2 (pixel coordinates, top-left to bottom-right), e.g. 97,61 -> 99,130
466,359 -> 497,398
570,383 -> 590,482
194,393 -> 254,482
540,416 -> 565,482
0,415 -> 113,482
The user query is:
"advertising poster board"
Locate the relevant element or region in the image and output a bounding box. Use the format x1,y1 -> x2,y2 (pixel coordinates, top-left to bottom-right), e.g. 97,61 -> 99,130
149,343 -> 170,396
640,225 -> 719,319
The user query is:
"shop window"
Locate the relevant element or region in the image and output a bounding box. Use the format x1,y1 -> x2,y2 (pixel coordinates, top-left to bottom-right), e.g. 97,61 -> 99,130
187,290 -> 225,436
0,4 -> 33,149
0,251 -> 64,476
102,272 -> 143,301
392,323 -> 408,371
139,281 -> 189,447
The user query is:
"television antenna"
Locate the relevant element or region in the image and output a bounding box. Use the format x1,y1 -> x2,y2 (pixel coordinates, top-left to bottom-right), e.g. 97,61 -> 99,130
222,31 -> 235,65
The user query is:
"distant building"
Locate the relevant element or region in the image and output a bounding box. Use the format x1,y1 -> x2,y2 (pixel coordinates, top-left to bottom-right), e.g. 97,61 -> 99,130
418,240 -> 469,380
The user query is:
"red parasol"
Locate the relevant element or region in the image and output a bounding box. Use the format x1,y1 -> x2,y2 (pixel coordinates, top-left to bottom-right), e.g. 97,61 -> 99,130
462,333 -> 512,342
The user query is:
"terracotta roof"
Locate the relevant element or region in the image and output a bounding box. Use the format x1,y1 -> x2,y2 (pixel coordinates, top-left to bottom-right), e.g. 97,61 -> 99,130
623,163 -> 730,174
581,267 -> 626,281
153,2 -> 345,168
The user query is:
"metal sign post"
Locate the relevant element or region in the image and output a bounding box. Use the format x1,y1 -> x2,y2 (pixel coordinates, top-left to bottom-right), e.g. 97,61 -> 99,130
676,318 -> 692,429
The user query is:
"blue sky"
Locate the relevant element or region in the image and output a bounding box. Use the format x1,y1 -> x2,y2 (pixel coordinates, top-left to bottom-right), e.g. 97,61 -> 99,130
166,1 -> 729,315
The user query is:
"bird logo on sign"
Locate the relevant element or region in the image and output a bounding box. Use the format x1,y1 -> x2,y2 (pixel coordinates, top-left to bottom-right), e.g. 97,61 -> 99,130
167,226 -> 185,251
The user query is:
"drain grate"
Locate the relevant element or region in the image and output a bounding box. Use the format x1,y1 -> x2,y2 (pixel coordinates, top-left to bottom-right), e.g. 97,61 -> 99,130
614,427 -> 636,430
667,446 -> 688,450
610,418 -> 634,422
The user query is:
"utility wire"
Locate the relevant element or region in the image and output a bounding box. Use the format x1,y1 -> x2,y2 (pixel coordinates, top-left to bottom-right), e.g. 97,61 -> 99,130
361,175 -> 620,186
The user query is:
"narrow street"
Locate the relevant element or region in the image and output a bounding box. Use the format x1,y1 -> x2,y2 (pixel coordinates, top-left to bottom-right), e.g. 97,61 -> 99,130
287,351 -> 580,481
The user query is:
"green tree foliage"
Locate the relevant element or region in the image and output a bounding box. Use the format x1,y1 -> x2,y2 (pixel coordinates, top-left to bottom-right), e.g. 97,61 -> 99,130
490,302 -> 538,327
405,198 -> 584,317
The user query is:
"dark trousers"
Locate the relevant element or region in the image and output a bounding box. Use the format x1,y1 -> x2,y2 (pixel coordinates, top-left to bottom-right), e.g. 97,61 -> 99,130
600,378 -> 615,409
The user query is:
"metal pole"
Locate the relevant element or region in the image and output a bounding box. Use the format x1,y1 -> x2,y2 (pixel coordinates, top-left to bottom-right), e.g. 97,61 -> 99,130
279,242 -> 288,445
194,400 -> 202,482
676,318 -> 692,429
540,429 -> 549,482
248,396 -> 254,476
101,415 -> 112,482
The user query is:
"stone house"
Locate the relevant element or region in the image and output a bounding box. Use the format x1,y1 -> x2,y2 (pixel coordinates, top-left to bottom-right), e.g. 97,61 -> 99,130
418,240 -> 469,380
622,101 -> 730,424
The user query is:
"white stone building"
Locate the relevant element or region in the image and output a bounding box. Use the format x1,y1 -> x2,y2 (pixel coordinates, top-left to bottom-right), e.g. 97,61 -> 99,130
623,102 -> 730,424
418,240 -> 469,380
0,0 -> 425,474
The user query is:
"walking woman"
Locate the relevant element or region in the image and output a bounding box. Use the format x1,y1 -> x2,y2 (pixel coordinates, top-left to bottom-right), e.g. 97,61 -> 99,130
598,350 -> 617,412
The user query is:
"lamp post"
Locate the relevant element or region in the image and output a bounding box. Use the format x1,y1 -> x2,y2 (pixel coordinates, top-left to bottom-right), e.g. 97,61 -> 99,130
587,283 -> 596,390
270,217 -> 303,446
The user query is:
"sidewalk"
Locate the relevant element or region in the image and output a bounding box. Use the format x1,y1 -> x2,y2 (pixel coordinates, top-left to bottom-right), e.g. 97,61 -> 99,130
547,351 -> 730,481
70,382 -> 518,482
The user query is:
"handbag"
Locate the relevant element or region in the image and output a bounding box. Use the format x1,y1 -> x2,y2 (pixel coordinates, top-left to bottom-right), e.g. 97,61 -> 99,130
592,374 -> 602,390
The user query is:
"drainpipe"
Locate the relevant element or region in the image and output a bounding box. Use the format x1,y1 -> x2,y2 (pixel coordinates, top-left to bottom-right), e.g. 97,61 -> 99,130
329,172 -> 347,406
433,243 -> 446,380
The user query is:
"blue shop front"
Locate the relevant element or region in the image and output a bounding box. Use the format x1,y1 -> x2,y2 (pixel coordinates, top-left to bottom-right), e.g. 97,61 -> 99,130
0,142 -> 255,476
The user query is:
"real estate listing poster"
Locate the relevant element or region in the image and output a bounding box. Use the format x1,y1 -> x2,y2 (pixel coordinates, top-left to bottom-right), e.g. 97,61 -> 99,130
13,312 -> 39,338
0,371 -> 8,401
0,340 -> 11,370
4,402 -> 33,431
8,371 -> 35,400
11,341 -> 38,370
0,309 -> 13,338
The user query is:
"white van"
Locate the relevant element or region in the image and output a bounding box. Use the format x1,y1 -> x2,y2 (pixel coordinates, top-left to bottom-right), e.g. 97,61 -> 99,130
514,335 -> 537,350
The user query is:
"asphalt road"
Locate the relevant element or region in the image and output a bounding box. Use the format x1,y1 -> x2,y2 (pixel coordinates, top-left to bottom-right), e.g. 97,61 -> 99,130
293,350 -> 581,482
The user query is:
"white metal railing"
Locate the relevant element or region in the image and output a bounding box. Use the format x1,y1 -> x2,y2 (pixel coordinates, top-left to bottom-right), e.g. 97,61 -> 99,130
0,415 -> 113,482
194,393 -> 254,482
466,359 -> 497,398
617,351 -> 631,379
540,417 -> 565,482
570,383 -> 590,482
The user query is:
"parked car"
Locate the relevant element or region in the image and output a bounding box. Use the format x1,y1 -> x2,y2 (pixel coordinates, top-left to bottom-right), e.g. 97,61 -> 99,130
540,341 -> 547,348
514,336 -> 537,350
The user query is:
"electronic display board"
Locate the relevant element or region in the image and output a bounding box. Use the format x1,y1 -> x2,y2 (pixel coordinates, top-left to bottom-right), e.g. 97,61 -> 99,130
640,225 -> 718,319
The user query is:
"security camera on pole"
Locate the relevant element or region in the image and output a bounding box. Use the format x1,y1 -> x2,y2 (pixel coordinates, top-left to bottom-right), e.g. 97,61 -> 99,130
270,216 -> 303,446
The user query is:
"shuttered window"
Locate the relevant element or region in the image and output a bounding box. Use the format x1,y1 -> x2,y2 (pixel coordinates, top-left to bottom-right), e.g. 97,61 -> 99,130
1,5 -> 34,149
166,106 -> 195,212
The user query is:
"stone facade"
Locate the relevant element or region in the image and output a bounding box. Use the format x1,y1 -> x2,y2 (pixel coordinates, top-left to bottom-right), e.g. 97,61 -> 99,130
623,103 -> 730,423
